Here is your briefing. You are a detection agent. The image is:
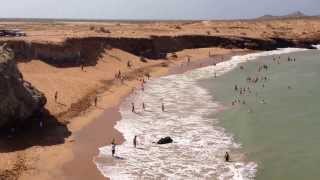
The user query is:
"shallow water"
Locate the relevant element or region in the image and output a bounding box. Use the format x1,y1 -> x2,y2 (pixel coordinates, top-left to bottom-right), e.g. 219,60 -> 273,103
200,49 -> 320,180
95,48 -> 309,180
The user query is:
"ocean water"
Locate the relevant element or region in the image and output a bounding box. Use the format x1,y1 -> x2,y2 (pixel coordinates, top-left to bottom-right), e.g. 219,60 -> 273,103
95,47 -> 312,180
200,49 -> 320,180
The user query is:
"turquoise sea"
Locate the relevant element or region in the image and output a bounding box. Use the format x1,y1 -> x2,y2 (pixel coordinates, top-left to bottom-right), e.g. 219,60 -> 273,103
200,49 -> 320,180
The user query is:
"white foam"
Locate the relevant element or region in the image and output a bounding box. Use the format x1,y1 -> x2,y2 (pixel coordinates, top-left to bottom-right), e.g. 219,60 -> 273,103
312,44 -> 320,50
95,48 -> 307,180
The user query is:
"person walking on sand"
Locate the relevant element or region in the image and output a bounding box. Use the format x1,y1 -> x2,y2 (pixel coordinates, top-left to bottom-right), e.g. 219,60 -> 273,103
94,96 -> 98,107
81,63 -> 84,71
54,91 -> 58,102
225,152 -> 230,162
142,102 -> 146,111
132,102 -> 135,113
133,135 -> 137,148
118,70 -> 121,79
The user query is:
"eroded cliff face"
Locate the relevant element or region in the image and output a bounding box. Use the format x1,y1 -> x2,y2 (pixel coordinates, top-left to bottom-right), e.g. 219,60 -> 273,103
0,45 -> 46,127
2,35 -> 319,68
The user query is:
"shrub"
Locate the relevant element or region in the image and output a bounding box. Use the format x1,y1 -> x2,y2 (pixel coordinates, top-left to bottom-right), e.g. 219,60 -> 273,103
171,53 -> 178,58
161,62 -> 169,67
100,27 -> 111,33
140,56 -> 148,63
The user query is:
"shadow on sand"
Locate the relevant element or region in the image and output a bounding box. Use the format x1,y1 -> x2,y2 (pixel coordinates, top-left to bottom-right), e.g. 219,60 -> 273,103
0,109 -> 71,153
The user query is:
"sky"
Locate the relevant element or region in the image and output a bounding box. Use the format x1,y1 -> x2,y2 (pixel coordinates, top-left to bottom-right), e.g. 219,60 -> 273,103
0,0 -> 319,20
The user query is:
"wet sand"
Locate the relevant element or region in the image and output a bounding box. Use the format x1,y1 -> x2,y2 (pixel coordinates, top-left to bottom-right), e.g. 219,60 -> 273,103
63,107 -> 122,180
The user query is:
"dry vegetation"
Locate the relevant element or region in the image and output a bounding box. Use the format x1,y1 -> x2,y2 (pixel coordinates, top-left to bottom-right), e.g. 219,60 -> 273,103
0,18 -> 319,43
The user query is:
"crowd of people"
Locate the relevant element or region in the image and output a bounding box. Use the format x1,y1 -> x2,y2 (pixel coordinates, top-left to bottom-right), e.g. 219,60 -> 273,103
231,55 -> 297,113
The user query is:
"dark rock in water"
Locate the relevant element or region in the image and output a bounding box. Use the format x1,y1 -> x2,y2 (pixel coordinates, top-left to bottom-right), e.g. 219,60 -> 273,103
157,136 -> 173,144
0,44 -> 46,128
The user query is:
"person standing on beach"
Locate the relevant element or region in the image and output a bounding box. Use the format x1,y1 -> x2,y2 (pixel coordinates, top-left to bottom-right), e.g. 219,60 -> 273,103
54,91 -> 58,102
225,152 -> 230,162
162,103 -> 165,112
132,102 -> 135,113
133,135 -> 137,148
146,73 -> 150,80
111,141 -> 116,157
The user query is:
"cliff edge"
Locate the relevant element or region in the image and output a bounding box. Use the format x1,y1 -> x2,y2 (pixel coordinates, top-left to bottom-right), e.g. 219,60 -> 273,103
0,44 -> 46,128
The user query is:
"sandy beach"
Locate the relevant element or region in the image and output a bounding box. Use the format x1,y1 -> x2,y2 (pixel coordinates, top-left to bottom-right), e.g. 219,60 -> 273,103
63,48 -> 249,180
0,18 -> 319,180
1,41 -> 245,179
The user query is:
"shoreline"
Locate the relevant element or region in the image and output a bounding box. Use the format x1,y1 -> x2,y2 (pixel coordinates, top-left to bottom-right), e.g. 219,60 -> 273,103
63,49 -> 251,180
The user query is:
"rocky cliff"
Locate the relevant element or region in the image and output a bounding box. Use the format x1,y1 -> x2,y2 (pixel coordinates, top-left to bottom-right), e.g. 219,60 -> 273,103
2,35 -> 319,68
0,44 -> 46,128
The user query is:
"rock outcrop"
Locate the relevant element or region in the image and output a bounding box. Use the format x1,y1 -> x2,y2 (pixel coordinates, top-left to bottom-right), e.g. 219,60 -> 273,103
0,44 -> 46,128
157,136 -> 173,144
